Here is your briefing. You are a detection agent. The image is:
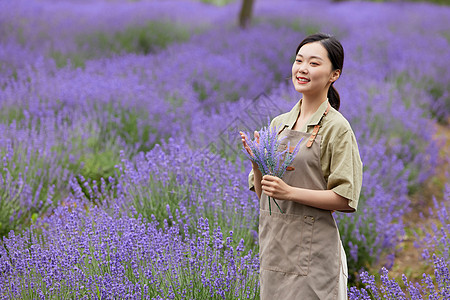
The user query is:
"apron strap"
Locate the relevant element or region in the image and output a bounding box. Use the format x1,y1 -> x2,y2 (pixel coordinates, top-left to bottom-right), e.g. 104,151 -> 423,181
306,103 -> 331,148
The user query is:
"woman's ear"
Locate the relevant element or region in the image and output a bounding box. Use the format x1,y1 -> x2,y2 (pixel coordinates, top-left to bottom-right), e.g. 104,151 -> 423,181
330,69 -> 341,83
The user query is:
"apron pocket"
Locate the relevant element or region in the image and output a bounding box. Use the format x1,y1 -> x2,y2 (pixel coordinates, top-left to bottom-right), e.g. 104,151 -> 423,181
259,211 -> 315,276
297,215 -> 315,275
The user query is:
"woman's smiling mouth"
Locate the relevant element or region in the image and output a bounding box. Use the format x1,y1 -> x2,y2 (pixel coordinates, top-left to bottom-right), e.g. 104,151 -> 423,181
296,76 -> 310,84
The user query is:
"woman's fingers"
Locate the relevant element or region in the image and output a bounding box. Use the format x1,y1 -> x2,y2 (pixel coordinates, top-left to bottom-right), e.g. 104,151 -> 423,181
261,175 -> 291,200
262,175 -> 282,189
261,175 -> 276,186
254,131 -> 260,144
239,131 -> 254,157
263,174 -> 276,180
261,180 -> 275,196
239,131 -> 248,146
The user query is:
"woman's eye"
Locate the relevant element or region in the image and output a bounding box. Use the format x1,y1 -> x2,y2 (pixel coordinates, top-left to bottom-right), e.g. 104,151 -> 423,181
311,62 -> 319,66
295,59 -> 302,63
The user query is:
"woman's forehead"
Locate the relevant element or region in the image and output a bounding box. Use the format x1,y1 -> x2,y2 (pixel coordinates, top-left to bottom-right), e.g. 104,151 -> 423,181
297,42 -> 328,59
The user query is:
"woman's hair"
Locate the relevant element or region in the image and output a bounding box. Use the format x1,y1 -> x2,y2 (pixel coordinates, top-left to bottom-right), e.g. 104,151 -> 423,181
295,33 -> 344,111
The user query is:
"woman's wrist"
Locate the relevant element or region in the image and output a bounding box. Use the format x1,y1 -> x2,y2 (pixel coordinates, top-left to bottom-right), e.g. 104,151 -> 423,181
251,161 -> 260,171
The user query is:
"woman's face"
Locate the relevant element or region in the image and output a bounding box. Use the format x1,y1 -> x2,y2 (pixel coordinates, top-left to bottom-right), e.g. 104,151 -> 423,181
291,41 -> 340,96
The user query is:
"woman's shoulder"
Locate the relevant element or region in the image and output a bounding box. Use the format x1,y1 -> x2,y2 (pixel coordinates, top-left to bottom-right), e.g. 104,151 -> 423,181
270,111 -> 292,129
323,107 -> 355,137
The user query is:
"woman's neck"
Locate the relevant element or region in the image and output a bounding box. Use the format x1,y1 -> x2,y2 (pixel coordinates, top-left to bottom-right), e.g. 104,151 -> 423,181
301,93 -> 328,116
293,93 -> 328,132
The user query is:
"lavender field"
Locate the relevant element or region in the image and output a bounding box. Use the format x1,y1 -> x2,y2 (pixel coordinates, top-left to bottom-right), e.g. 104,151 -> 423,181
0,0 -> 449,298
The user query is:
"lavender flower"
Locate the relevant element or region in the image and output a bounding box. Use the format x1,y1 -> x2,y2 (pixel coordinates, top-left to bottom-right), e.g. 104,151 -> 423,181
349,258 -> 449,300
0,204 -> 260,299
242,122 -> 302,215
416,184 -> 450,264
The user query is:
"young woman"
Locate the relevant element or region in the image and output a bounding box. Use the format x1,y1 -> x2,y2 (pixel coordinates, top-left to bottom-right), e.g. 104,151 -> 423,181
240,33 -> 363,299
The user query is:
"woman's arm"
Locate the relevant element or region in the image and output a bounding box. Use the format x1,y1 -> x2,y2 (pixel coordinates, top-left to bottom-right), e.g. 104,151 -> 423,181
252,162 -> 263,199
261,175 -> 354,211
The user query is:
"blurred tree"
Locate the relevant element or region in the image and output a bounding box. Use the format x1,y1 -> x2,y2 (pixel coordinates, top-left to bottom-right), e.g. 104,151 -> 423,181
239,0 -> 254,28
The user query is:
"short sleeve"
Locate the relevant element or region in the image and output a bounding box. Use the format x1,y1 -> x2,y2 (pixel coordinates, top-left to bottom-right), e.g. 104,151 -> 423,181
248,168 -> 255,191
327,129 -> 363,212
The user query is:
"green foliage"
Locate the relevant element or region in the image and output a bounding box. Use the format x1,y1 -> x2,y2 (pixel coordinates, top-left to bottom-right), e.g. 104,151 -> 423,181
406,0 -> 447,4
341,0 -> 449,4
0,106 -> 26,125
0,174 -> 27,237
126,172 -> 188,224
0,167 -> 53,238
122,170 -> 258,251
102,104 -> 159,154
80,20 -> 189,55
289,22 -> 322,36
443,31 -> 450,43
50,51 -> 87,69
255,16 -> 321,37
51,21 -> 190,68
394,71 -> 449,125
77,148 -> 259,252
0,143 -> 73,237
72,139 -> 123,205
73,103 -> 159,195
199,0 -> 237,6
425,79 -> 449,125
78,148 -> 119,185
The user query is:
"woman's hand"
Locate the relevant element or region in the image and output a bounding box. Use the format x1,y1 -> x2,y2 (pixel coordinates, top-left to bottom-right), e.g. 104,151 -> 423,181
241,131 -> 263,198
261,175 -> 293,201
240,131 -> 260,168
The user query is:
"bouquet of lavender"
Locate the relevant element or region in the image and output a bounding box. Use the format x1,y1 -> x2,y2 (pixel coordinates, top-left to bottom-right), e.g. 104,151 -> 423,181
241,123 -> 302,215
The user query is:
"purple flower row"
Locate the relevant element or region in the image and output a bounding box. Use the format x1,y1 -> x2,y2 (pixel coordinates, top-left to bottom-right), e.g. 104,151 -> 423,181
349,184 -> 450,298
0,203 -> 259,299
348,255 -> 449,300
0,0 -> 237,70
80,140 -> 260,249
418,184 -> 450,264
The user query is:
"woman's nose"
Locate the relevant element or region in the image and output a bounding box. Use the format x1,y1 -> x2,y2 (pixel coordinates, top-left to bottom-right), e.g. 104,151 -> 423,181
298,65 -> 308,74
296,62 -> 308,74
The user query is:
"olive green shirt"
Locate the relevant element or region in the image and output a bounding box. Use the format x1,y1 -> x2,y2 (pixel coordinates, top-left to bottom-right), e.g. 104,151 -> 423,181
248,99 -> 363,211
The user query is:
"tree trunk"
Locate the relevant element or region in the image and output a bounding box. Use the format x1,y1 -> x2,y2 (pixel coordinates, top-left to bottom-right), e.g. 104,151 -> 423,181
238,0 -> 254,29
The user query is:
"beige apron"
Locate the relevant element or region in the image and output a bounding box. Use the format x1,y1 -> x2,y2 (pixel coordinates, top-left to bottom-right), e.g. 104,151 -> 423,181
259,111 -> 344,299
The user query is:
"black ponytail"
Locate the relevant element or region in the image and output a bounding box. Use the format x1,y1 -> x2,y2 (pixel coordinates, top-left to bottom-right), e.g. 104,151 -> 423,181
296,33 -> 344,111
327,83 -> 340,111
